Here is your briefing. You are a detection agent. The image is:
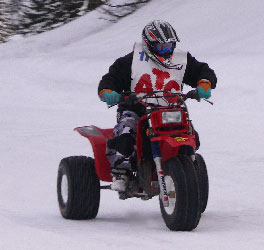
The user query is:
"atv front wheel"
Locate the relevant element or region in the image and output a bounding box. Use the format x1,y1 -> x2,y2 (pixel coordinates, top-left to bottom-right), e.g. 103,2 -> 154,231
57,156 -> 100,220
160,156 -> 201,231
195,153 -> 209,213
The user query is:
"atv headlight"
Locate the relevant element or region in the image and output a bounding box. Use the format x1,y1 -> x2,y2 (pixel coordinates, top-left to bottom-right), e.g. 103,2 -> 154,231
162,111 -> 182,124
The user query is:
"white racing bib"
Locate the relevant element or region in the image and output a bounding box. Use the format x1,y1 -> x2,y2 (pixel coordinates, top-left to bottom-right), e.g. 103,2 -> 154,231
131,43 -> 187,105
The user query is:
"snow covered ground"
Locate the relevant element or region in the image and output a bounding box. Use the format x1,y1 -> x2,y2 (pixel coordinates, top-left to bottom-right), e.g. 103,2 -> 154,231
1,0 -> 264,249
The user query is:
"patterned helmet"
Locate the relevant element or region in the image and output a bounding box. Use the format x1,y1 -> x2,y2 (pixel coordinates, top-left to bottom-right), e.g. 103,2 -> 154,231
142,20 -> 180,69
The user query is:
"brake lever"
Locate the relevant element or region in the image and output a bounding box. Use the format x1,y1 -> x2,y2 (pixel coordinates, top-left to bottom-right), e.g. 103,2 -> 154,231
202,98 -> 214,105
185,90 -> 214,105
107,104 -> 117,109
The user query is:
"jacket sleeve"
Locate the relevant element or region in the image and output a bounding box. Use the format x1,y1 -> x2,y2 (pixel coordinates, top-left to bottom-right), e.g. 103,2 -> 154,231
98,52 -> 133,94
183,52 -> 217,89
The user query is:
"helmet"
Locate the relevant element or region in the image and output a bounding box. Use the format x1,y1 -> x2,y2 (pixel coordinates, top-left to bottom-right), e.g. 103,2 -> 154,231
142,20 -> 180,69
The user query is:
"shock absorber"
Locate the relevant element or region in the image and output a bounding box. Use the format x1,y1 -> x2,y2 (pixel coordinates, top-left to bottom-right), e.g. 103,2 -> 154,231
148,113 -> 169,207
151,141 -> 169,207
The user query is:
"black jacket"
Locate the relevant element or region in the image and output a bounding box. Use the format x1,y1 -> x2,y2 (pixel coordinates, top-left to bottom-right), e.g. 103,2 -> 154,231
98,51 -> 217,94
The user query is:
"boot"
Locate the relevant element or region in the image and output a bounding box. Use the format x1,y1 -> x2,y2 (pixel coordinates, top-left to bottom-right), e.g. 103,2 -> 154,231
111,174 -> 129,192
110,168 -> 130,192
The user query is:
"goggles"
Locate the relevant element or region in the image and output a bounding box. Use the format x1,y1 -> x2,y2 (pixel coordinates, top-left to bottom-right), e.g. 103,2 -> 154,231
154,42 -> 175,55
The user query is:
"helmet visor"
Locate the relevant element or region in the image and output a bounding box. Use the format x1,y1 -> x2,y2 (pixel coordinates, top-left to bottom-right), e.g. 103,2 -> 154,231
154,42 -> 175,55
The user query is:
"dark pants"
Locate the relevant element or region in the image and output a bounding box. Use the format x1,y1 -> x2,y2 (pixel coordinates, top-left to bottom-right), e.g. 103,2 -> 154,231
106,110 -> 140,170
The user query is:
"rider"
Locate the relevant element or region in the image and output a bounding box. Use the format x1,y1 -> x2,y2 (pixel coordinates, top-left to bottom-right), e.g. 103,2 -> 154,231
98,20 -> 217,191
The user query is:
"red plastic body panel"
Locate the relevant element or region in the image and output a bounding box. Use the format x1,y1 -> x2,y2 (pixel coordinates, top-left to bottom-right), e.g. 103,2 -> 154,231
74,107 -> 196,181
74,126 -> 113,182
151,134 -> 196,162
136,109 -> 196,163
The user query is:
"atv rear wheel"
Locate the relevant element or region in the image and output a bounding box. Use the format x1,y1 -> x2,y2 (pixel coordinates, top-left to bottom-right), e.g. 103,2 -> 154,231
195,153 -> 209,213
57,156 -> 100,220
160,156 -> 201,231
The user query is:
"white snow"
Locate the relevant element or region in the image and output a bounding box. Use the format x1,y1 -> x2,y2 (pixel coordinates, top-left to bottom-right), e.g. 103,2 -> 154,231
1,0 -> 264,249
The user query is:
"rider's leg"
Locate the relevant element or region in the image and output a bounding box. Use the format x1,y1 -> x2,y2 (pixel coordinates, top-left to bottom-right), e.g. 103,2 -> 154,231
106,110 -> 140,191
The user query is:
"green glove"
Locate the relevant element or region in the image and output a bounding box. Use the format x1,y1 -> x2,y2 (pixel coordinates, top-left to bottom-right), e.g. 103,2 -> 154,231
197,79 -> 212,99
197,86 -> 211,99
100,89 -> 120,106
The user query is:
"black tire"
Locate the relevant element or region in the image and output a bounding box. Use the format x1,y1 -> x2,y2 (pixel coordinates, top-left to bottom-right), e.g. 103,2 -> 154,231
195,153 -> 209,213
178,155 -> 201,230
57,156 -> 100,220
160,156 -> 201,231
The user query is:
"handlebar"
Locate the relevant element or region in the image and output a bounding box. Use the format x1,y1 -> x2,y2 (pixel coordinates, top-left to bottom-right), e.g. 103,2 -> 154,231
108,90 -> 213,108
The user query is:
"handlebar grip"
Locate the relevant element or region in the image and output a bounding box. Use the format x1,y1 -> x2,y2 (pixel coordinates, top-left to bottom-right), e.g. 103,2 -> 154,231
186,90 -> 200,101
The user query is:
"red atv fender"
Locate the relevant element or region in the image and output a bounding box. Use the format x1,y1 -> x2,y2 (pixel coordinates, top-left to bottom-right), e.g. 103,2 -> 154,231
136,116 -> 196,164
74,126 -> 113,182
151,134 -> 196,162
